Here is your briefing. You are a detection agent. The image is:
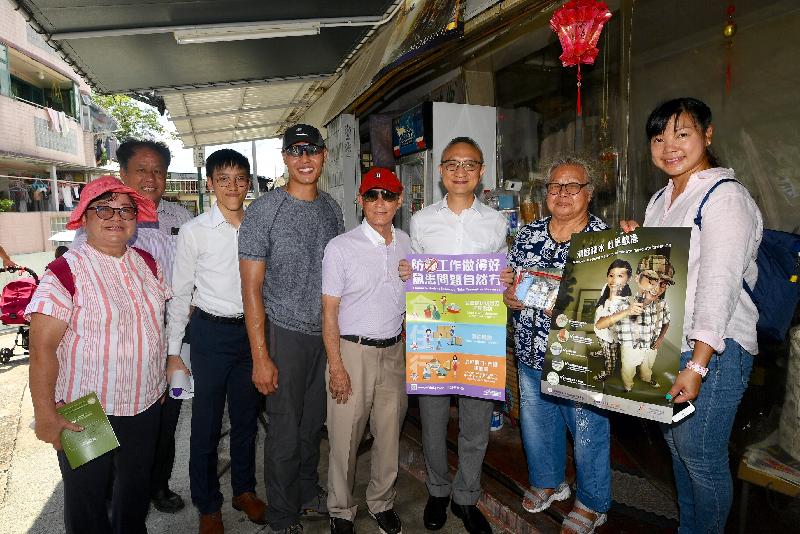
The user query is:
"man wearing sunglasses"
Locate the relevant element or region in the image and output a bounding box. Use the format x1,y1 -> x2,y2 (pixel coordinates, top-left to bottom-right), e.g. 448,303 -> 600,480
400,137 -> 506,534
321,167 -> 410,534
239,124 -> 344,534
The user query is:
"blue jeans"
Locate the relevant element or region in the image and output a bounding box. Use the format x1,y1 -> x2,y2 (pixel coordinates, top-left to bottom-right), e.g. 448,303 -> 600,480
662,339 -> 754,534
517,364 -> 611,512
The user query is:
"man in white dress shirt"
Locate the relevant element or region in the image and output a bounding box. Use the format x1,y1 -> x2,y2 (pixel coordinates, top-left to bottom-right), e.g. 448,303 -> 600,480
166,149 -> 265,534
402,137 -> 506,534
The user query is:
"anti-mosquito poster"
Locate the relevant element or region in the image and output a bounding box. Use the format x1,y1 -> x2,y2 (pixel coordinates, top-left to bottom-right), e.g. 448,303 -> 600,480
405,254 -> 507,401
541,228 -> 690,423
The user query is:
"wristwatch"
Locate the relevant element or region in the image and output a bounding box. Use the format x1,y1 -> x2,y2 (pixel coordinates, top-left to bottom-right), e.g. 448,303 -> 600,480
686,360 -> 708,378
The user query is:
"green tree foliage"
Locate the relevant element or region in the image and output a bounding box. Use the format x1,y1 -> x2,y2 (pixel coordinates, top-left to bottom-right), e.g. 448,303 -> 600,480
93,93 -> 168,141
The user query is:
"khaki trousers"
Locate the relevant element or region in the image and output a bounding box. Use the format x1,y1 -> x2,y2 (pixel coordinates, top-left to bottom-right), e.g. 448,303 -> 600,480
326,339 -> 408,521
620,345 -> 658,390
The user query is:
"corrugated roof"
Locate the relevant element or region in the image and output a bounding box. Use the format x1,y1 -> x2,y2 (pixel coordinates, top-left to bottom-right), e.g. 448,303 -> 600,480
11,0 -> 399,144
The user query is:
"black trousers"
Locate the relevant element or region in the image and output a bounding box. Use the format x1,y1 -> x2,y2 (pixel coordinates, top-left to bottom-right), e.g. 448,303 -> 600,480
263,322 -> 327,529
149,391 -> 182,494
189,310 -> 261,514
150,327 -> 190,495
58,400 -> 161,534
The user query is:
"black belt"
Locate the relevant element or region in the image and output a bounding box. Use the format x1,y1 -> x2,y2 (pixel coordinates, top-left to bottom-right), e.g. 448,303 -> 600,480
198,309 -> 245,325
341,334 -> 402,348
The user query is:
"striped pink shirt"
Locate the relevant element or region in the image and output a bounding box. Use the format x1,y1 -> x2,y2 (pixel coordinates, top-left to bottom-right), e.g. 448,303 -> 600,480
25,243 -> 172,416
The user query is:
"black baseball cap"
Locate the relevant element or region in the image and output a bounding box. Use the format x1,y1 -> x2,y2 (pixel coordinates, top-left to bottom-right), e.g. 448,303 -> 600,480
282,124 -> 325,149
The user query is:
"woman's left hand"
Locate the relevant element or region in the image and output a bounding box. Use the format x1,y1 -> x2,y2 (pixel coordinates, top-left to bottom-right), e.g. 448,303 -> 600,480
668,368 -> 702,403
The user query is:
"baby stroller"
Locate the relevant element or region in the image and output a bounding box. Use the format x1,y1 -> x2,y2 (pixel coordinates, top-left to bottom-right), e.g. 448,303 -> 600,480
0,266 -> 39,364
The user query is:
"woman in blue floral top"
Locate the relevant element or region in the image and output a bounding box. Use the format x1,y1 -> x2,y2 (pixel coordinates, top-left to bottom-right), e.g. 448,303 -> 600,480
504,156 -> 610,534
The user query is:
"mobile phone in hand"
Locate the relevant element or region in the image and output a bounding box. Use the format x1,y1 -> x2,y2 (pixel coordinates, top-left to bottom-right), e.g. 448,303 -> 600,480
672,400 -> 695,423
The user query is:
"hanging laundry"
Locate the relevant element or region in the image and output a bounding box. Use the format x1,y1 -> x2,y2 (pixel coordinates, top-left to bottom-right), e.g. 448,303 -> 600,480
107,138 -> 119,162
72,185 -> 80,200
45,107 -> 61,133
57,112 -> 70,137
62,186 -> 73,208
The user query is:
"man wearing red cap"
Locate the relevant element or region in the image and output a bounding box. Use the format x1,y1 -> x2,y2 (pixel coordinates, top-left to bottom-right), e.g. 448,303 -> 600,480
321,167 -> 410,534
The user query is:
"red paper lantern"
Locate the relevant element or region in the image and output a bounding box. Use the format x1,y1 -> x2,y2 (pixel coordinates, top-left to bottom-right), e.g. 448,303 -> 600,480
549,0 -> 612,116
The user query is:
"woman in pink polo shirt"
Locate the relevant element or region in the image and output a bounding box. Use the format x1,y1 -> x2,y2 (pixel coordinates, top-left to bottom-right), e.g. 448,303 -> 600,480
26,175 -> 172,534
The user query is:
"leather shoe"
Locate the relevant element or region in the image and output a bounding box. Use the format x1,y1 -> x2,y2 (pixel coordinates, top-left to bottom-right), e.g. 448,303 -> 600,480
330,517 -> 356,534
199,511 -> 224,534
450,502 -> 492,534
423,495 -> 450,530
232,492 -> 267,525
151,487 -> 185,513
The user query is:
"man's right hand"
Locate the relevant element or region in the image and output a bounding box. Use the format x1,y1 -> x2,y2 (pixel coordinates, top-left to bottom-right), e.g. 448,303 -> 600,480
35,410 -> 82,451
398,259 -> 412,282
328,364 -> 352,404
253,358 -> 279,395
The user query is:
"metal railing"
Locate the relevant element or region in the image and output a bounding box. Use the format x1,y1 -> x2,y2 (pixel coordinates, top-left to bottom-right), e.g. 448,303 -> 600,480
165,179 -> 200,194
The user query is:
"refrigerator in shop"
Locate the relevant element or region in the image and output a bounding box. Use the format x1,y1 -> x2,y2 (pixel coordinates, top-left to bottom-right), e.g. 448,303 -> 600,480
392,101 -> 497,233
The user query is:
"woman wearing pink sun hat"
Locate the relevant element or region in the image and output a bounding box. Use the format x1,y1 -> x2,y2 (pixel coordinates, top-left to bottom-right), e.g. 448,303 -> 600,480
26,174 -> 172,533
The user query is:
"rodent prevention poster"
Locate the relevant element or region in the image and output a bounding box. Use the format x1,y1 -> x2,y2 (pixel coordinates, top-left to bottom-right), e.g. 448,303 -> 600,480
541,228 -> 690,423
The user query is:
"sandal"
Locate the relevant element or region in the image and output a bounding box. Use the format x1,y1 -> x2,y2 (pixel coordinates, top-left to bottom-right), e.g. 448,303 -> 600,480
560,500 -> 607,534
522,482 -> 570,513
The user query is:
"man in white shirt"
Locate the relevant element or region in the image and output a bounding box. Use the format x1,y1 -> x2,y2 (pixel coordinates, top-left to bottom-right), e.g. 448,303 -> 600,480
166,149 -> 265,534
402,137 -> 506,534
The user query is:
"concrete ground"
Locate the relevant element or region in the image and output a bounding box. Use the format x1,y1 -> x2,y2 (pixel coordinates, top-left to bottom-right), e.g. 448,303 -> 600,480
0,331 -> 499,534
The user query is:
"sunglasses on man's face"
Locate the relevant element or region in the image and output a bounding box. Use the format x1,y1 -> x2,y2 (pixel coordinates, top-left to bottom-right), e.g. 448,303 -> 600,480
362,189 -> 400,202
283,144 -> 324,158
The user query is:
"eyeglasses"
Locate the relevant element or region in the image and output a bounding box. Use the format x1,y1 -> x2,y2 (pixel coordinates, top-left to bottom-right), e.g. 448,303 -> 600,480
441,159 -> 483,172
213,175 -> 250,188
362,189 -> 400,202
545,182 -> 590,196
87,205 -> 138,220
283,144 -> 324,158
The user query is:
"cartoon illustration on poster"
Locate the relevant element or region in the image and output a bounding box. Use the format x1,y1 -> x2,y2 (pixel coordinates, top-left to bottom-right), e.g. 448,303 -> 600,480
406,254 -> 507,401
540,228 -> 691,423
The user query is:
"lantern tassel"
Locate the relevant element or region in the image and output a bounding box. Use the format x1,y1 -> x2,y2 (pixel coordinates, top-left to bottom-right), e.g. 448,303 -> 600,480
576,64 -> 582,116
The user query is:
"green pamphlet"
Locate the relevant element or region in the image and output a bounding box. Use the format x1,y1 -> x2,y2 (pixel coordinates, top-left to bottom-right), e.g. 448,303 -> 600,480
56,392 -> 119,469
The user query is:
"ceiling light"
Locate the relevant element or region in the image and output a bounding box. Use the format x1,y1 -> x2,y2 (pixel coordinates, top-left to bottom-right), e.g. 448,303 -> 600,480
37,71 -> 45,80
174,23 -> 320,44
